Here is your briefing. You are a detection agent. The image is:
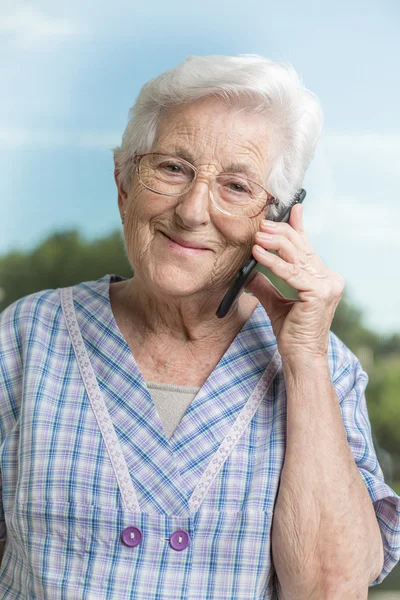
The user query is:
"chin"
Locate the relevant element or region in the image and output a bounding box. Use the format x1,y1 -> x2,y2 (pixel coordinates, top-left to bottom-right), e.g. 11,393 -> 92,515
146,263 -> 214,298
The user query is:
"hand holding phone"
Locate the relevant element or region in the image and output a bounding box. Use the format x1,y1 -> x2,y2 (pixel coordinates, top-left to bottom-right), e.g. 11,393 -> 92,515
216,189 -> 307,318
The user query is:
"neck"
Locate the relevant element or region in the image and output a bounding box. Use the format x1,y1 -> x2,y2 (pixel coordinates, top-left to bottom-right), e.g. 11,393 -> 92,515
110,275 -> 259,349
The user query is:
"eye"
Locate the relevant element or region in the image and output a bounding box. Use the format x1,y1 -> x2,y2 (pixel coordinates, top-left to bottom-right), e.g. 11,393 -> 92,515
229,182 -> 246,193
225,180 -> 251,194
158,160 -> 194,178
161,161 -> 183,173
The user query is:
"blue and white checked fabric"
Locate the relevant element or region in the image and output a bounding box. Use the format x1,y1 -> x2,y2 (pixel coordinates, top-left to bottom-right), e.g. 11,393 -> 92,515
0,273 -> 399,599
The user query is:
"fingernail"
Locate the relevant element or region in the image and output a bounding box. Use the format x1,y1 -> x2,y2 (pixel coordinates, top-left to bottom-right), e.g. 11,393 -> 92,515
257,232 -> 273,241
262,220 -> 277,228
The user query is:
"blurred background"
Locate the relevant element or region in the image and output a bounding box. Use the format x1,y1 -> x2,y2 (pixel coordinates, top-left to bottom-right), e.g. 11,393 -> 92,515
0,0 -> 399,595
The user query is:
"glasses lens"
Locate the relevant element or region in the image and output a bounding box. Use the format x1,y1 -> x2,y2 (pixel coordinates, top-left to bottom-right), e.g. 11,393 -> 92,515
214,174 -> 268,218
138,155 -> 270,218
139,154 -> 195,196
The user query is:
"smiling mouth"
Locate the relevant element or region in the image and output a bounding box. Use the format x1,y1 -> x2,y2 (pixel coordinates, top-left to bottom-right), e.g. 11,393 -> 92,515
160,231 -> 211,253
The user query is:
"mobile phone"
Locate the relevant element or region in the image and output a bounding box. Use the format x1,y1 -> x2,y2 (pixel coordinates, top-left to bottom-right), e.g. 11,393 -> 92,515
215,188 -> 307,319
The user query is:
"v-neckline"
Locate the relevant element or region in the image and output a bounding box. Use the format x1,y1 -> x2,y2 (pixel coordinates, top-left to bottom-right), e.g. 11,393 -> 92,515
106,273 -> 262,389
72,274 -> 278,512
99,273 -> 272,444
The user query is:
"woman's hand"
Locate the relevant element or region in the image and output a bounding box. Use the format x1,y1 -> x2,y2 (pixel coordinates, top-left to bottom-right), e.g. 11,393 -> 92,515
245,203 -> 345,360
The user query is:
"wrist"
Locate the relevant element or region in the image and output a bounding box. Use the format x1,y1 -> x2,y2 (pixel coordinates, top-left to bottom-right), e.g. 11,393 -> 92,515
281,351 -> 329,367
281,352 -> 330,379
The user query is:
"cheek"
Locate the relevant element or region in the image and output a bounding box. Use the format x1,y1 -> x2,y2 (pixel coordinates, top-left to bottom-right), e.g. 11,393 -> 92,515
123,192 -> 156,260
210,218 -> 259,284
213,243 -> 252,283
215,211 -> 260,253
215,210 -> 261,243
125,186 -> 178,232
122,192 -> 262,286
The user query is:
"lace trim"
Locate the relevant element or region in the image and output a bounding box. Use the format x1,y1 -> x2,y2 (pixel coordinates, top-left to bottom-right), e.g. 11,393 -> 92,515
188,349 -> 281,513
60,286 -> 141,512
61,285 -> 281,516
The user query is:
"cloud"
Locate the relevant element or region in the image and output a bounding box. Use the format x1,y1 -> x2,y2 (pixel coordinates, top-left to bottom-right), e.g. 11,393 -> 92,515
298,131 -> 400,242
320,131 -> 400,179
306,192 -> 400,246
322,132 -> 400,154
0,128 -> 120,150
329,195 -> 400,245
334,197 -> 400,247
0,3 -> 84,46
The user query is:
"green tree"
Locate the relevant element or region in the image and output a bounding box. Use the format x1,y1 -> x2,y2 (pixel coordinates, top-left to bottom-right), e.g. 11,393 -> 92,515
367,356 -> 400,456
1,227 -> 399,461
0,229 -> 132,312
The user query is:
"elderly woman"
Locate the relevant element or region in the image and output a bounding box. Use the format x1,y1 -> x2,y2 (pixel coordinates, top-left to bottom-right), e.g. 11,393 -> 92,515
0,55 -> 399,599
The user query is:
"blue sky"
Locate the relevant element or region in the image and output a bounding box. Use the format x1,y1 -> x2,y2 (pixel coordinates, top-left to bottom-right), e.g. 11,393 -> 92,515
1,0 -> 399,334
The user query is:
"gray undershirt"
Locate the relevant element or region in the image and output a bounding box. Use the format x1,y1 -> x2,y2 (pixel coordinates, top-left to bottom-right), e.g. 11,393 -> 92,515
147,381 -> 201,439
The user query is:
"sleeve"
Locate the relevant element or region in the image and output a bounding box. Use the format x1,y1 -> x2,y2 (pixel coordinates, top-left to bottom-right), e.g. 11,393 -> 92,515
332,347 -> 400,587
0,300 -> 23,542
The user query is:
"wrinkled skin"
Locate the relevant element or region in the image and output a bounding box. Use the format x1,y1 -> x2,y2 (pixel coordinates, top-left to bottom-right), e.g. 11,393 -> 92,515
113,96 -> 274,344
114,95 -> 345,361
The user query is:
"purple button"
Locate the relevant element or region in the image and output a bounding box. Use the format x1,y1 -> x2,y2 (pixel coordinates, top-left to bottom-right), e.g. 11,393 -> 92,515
169,529 -> 190,551
121,526 -> 142,548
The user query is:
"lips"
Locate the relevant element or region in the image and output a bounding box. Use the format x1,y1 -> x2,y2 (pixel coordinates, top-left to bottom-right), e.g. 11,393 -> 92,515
161,231 -> 211,251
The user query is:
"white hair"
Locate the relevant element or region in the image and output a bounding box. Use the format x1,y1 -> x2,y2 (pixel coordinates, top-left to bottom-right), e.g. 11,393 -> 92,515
113,54 -> 323,217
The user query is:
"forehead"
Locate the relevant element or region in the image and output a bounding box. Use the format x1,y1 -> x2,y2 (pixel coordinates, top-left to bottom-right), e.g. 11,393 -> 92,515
153,97 -> 273,177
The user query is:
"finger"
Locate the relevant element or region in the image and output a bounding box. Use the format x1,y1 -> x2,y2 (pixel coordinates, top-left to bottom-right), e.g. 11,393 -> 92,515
254,231 -> 299,264
289,202 -> 305,234
260,215 -> 309,254
252,244 -> 316,292
288,204 -> 315,256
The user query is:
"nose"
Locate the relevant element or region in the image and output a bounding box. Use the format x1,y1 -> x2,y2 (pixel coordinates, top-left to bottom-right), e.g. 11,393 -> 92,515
174,176 -> 212,228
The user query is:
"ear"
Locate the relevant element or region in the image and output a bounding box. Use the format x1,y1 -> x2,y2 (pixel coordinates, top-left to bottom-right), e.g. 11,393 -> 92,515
114,166 -> 128,214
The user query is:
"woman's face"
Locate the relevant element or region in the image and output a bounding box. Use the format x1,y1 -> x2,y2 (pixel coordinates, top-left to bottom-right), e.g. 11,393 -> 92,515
116,97 -> 274,299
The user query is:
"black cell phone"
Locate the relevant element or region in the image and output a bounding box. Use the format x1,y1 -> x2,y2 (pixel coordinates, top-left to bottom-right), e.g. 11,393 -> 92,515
215,188 -> 307,319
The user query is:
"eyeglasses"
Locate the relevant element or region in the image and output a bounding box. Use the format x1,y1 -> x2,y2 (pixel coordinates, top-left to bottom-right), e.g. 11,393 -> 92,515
133,153 -> 278,219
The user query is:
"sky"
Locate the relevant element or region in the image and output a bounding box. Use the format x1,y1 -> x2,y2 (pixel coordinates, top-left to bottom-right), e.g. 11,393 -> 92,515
0,0 -> 399,335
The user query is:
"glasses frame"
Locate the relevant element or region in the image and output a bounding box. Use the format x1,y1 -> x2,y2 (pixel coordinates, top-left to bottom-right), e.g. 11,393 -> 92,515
133,152 -> 279,219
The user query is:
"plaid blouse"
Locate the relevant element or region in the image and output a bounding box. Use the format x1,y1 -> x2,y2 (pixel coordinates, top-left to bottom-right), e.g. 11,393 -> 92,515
0,273 -> 399,599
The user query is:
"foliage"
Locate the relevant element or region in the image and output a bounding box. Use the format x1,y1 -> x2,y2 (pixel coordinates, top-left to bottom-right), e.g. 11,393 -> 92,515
366,356 -> 400,456
0,230 -> 132,312
258,262 -> 400,469
1,229 -> 399,463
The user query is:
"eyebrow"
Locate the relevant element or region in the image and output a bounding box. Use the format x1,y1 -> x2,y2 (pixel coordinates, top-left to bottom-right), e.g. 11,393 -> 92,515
159,147 -> 262,182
